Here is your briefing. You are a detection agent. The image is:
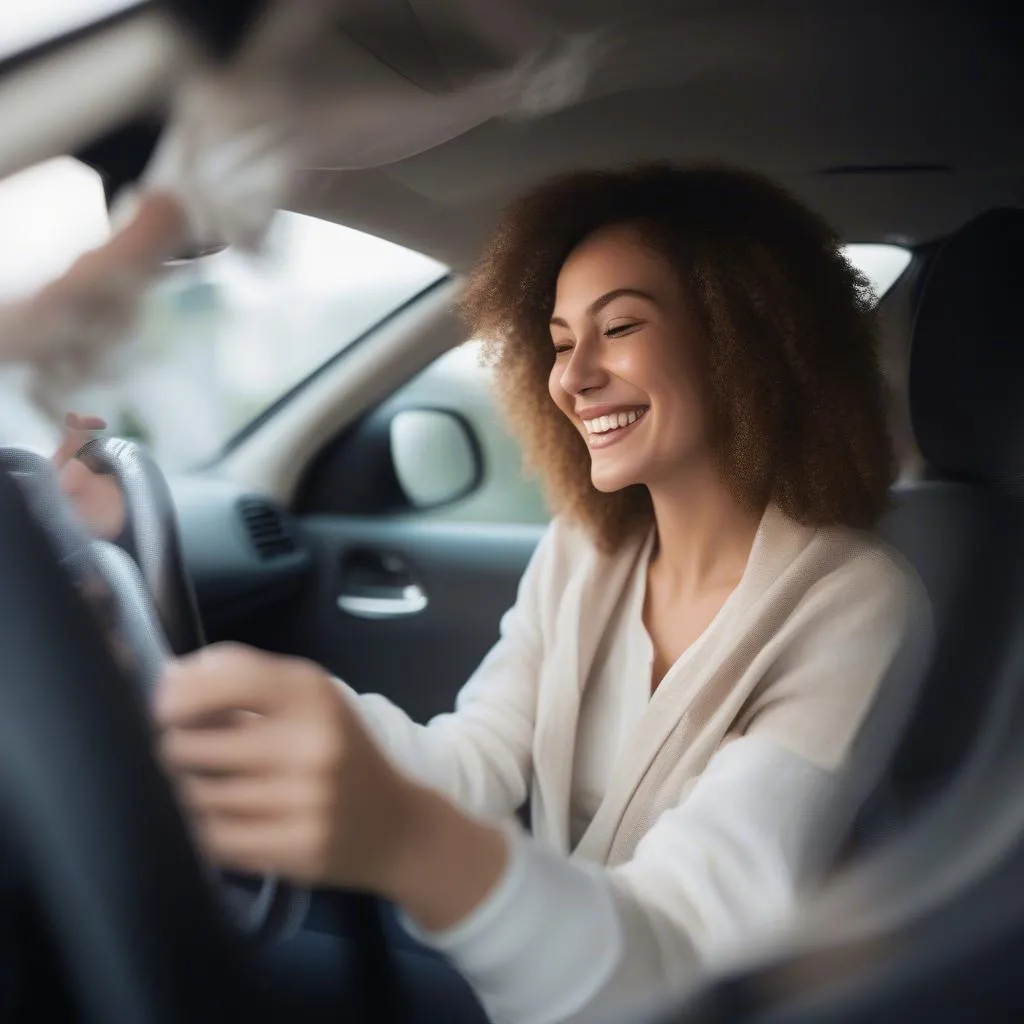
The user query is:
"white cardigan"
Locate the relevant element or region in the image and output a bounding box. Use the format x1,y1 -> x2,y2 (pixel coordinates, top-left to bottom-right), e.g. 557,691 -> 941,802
344,505 -> 926,1023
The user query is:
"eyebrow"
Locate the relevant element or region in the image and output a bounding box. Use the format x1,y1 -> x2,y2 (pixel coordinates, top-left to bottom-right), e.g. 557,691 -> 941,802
549,287 -> 659,328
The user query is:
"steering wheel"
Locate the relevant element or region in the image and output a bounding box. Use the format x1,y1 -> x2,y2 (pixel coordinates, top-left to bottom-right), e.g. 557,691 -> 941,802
0,455 -> 263,1019
75,436 -> 205,656
0,443 -> 308,941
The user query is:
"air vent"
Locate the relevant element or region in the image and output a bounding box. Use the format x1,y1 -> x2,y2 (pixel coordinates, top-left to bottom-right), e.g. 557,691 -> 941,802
240,500 -> 297,559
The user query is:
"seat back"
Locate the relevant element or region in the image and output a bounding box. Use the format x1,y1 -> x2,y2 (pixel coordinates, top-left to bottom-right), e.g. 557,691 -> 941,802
870,483 -> 1024,828
860,208 -> 1024,838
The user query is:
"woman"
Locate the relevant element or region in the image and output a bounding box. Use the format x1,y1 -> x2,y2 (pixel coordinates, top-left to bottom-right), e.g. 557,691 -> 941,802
152,163 -> 925,1024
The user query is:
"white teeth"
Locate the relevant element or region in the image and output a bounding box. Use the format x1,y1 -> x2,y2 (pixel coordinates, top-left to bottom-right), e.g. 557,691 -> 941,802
582,408 -> 646,434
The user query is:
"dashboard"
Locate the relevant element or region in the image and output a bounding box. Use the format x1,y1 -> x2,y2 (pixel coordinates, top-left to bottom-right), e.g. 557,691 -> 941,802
167,473 -> 311,629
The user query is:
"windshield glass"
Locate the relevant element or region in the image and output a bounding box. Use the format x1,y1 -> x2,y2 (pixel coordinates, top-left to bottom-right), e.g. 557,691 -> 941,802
105,214 -> 449,468
0,156 -> 449,467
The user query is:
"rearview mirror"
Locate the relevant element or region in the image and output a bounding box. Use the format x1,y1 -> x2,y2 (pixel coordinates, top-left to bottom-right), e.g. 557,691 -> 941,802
389,408 -> 481,510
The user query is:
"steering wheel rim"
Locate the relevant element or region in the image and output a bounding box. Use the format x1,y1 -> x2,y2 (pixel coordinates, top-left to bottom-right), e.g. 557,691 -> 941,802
0,463 -> 264,1021
3,442 -> 308,942
77,436 -> 205,656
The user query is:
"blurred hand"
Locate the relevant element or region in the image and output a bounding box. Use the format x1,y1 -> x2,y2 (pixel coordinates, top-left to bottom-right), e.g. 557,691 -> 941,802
53,413 -> 127,540
52,412 -> 105,467
155,643 -> 421,890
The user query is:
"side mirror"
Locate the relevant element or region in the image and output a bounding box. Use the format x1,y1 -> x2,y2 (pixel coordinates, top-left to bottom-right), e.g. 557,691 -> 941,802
389,408 -> 481,510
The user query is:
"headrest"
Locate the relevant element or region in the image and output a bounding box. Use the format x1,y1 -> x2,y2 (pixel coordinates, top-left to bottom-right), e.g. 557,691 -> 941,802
909,208 -> 1024,485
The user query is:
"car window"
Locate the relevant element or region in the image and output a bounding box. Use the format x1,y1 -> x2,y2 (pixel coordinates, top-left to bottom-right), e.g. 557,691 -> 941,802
106,213 -> 447,467
0,157 -> 109,300
388,243 -> 912,529
387,340 -> 553,527
846,244 -> 912,302
0,156 -> 448,466
0,157 -> 113,450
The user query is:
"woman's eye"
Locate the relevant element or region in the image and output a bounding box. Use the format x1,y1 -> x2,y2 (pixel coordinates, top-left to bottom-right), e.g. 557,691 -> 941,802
552,342 -> 573,355
605,321 -> 641,338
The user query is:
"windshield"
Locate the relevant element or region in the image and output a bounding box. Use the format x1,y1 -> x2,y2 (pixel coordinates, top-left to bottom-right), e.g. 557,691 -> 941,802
106,213 -> 449,467
0,157 -> 448,467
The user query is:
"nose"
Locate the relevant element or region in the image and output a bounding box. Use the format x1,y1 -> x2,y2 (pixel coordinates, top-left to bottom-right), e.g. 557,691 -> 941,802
557,337 -> 607,397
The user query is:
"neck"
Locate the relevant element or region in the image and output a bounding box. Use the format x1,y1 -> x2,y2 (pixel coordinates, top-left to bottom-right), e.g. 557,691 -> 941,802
647,462 -> 763,596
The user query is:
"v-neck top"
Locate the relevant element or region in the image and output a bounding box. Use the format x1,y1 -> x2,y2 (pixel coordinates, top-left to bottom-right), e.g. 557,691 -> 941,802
570,525 -> 755,849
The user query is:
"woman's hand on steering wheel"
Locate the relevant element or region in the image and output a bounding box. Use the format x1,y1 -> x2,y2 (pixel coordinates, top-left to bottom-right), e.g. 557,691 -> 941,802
155,643 -> 512,934
155,643 -> 425,892
52,412 -> 127,541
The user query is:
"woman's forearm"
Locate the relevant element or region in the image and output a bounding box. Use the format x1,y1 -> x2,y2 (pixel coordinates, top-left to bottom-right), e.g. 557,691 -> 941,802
379,783 -> 510,933
337,678 -> 535,821
371,782 -> 625,1024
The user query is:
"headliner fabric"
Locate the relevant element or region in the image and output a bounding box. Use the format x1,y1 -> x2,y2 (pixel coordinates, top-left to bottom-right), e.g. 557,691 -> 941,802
137,1 -> 604,252
908,208 -> 1024,485
294,0 -> 1024,266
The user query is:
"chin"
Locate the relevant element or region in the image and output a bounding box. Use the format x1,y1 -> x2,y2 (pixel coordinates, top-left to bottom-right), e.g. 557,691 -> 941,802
589,465 -> 643,493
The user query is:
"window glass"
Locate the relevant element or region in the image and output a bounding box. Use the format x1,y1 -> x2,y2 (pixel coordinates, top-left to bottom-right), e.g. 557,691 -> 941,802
101,215 -> 448,467
0,157 -> 109,300
387,340 -> 552,527
0,157 -> 111,450
845,243 -> 912,301
0,155 -> 448,465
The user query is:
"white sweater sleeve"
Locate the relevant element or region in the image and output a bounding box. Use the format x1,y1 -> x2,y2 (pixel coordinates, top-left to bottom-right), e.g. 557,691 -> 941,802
414,737 -> 841,1024
337,523 -> 559,822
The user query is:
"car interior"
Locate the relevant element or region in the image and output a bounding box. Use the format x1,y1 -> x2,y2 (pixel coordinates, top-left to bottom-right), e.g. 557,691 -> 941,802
0,0 -> 1021,1021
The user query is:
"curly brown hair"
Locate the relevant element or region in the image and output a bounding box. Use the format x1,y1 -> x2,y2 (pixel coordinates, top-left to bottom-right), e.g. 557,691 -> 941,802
461,163 -> 895,552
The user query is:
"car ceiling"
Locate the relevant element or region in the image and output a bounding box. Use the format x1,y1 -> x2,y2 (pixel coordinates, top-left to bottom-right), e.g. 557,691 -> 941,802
276,0 -> 1023,270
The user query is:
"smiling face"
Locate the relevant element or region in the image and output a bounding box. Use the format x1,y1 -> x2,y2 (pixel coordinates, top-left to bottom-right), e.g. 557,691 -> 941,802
547,222 -> 713,494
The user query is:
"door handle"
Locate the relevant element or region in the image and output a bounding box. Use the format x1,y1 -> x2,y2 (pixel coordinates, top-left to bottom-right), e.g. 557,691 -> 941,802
337,583 -> 428,620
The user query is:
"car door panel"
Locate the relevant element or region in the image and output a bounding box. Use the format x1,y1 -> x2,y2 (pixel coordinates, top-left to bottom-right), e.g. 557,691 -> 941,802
289,516 -> 542,722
